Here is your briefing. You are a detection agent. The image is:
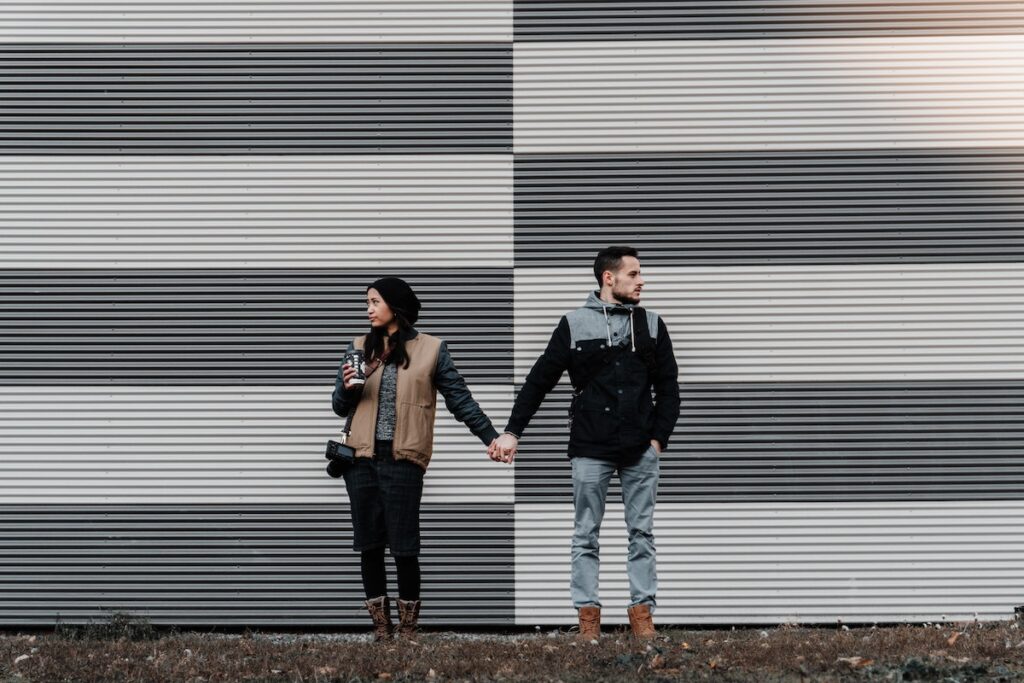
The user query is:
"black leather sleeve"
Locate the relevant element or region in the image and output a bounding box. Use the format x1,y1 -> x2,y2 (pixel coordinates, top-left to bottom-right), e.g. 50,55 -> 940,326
331,340 -> 360,418
434,341 -> 500,446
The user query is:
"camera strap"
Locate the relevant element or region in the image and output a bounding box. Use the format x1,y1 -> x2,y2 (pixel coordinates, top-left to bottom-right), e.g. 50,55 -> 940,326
341,343 -> 394,441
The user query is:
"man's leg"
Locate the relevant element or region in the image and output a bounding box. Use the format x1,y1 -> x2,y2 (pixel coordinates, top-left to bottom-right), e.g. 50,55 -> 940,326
570,455 -> 615,609
619,444 -> 660,609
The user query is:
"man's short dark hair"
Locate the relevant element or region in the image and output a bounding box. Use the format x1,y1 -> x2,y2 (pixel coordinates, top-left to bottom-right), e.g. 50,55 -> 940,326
593,246 -> 640,285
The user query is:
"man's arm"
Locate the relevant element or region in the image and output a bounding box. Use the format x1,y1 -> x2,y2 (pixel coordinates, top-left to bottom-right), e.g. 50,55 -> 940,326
650,317 -> 680,451
504,316 -> 572,438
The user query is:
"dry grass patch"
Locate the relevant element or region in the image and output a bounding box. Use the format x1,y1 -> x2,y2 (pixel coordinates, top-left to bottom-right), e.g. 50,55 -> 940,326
1,620 -> 1023,682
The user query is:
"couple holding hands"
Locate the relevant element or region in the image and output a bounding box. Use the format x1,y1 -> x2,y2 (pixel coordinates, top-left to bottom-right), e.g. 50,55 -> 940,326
332,247 -> 680,642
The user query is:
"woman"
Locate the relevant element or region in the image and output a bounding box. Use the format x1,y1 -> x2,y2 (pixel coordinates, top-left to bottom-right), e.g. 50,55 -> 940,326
332,277 -> 501,641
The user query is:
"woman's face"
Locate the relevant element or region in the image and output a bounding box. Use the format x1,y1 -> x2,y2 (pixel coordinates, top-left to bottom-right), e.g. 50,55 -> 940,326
366,288 -> 395,329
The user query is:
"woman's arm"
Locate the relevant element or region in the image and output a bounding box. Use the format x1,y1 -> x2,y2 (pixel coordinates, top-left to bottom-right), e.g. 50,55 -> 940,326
433,341 -> 500,446
331,340 -> 360,417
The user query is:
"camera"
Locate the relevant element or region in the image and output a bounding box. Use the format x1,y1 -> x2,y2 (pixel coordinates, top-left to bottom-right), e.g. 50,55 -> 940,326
325,439 -> 356,478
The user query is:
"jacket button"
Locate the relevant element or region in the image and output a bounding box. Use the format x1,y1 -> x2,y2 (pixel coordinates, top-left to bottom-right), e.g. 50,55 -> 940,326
576,347 -> 581,351
618,389 -> 623,394
600,344 -> 605,349
604,407 -> 610,412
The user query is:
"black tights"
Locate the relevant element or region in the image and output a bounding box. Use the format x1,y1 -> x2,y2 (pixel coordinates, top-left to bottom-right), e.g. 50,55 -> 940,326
360,547 -> 421,601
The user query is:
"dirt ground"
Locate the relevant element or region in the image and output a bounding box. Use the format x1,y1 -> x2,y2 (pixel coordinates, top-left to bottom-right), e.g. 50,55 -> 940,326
3,618 -> 1024,682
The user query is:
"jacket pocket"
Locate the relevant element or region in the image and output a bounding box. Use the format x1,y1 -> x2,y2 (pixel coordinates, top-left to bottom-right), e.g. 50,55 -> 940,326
397,401 -> 434,454
570,400 -> 618,445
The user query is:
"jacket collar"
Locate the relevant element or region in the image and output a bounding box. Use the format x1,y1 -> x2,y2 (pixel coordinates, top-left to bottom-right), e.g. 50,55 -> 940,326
584,290 -> 636,314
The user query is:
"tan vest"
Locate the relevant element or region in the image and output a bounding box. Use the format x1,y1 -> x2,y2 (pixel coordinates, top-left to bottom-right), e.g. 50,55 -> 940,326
348,332 -> 443,470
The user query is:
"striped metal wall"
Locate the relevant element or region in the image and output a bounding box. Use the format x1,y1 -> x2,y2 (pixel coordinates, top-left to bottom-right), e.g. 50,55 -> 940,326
1,2 -> 1023,627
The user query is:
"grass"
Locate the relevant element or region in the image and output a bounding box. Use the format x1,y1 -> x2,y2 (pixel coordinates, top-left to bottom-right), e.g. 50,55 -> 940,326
2,618 -> 1024,682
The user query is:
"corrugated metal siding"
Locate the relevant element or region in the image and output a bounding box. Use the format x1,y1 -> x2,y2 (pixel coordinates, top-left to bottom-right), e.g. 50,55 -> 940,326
0,504 -> 515,626
0,386 -> 513,504
0,156 -> 512,268
516,502 -> 1024,624
2,1 -> 1024,628
514,35 -> 1024,152
508,17 -> 1024,624
515,1 -> 1024,40
0,44 -> 512,153
515,150 -> 1024,265
0,269 -> 512,384
514,264 -> 1024,382
515,381 -> 1024,502
0,2 -> 513,42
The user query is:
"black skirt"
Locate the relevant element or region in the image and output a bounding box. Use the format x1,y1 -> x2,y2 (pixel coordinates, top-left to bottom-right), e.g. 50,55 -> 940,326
342,440 -> 425,556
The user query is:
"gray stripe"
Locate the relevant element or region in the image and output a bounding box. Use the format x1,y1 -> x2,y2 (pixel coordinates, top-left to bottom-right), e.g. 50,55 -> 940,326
514,1 -> 1024,40
0,43 -> 511,153
515,149 -> 1024,266
514,381 -> 1024,502
0,503 -> 514,627
0,269 -> 512,384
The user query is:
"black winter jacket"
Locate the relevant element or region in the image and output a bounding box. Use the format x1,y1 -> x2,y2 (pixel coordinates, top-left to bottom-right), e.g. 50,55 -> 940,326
505,292 -> 680,463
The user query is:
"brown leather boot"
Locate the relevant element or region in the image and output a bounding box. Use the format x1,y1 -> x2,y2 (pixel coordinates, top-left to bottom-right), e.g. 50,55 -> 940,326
396,599 -> 421,640
364,596 -> 393,642
577,605 -> 601,641
627,603 -> 656,641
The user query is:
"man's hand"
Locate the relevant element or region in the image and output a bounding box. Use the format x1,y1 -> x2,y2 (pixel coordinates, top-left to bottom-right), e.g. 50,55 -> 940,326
650,439 -> 662,454
489,432 -> 519,464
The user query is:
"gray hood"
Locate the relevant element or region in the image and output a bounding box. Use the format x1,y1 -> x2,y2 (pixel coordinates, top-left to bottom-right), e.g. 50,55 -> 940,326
584,290 -> 636,313
583,291 -> 638,350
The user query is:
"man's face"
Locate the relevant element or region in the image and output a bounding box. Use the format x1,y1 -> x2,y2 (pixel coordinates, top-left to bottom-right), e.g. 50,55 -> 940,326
606,256 -> 644,305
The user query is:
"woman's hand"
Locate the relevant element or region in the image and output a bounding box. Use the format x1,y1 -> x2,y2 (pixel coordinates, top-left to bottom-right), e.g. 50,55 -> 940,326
342,363 -> 362,391
488,433 -> 518,464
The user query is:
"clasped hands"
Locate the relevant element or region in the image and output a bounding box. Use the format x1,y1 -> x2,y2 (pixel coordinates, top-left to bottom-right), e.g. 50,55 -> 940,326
487,432 -> 519,464
487,435 -> 662,465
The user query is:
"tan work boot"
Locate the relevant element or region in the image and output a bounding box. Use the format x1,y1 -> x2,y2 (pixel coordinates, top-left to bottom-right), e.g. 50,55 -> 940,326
627,603 -> 656,641
396,599 -> 421,640
364,596 -> 394,642
577,605 -> 601,641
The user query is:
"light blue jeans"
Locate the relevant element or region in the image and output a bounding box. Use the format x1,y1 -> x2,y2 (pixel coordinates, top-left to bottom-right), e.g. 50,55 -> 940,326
570,445 -> 659,609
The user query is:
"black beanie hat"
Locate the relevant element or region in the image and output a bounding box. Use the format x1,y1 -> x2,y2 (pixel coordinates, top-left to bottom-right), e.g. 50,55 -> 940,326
368,277 -> 421,325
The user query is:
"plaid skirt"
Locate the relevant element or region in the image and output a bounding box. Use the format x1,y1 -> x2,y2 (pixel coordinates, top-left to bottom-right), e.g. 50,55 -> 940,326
342,440 -> 425,556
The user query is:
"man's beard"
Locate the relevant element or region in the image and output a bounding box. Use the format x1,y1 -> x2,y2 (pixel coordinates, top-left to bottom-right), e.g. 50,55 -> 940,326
613,287 -> 640,305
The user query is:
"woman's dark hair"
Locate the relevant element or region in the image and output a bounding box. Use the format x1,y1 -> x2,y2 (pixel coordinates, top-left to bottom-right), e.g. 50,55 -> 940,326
593,245 -> 640,285
364,312 -> 413,369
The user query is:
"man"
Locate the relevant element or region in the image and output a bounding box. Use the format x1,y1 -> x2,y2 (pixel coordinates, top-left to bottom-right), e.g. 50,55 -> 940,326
490,246 -> 680,641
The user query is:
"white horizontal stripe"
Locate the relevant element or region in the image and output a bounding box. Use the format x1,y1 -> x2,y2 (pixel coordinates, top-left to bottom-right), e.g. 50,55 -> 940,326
0,2 -> 512,42
514,35 -> 1024,152
515,501 -> 1024,625
0,156 -> 513,268
514,263 -> 1024,382
0,385 -> 513,504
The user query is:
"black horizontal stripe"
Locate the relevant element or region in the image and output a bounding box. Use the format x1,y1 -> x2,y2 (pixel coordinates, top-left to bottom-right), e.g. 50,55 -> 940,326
514,381 -> 1024,502
0,269 -> 512,384
0,503 -> 513,626
515,149 -> 1024,266
514,1 -> 1024,40
0,43 -> 511,153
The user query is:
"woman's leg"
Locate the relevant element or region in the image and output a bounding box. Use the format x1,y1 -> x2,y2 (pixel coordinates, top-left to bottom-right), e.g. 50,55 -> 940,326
394,555 -> 420,601
360,546 -> 388,599
344,458 -> 392,640
375,446 -> 425,638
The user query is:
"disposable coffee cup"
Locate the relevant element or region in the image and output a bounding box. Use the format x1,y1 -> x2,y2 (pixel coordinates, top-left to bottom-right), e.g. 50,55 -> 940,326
344,350 -> 366,385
